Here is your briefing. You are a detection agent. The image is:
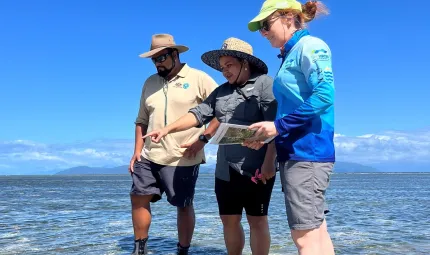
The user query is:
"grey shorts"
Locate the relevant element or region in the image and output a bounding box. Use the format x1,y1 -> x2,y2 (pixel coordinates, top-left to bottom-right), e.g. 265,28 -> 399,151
279,160 -> 333,230
130,157 -> 200,208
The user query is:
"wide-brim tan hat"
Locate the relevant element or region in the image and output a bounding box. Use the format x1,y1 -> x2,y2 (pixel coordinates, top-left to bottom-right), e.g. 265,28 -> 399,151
139,33 -> 189,58
201,37 -> 268,74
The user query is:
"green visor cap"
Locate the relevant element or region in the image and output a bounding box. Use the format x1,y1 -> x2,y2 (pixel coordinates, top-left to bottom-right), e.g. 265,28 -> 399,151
248,0 -> 303,32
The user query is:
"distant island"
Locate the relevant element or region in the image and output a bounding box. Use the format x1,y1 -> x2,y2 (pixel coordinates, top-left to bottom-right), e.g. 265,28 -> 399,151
332,161 -> 379,173
54,161 -> 379,175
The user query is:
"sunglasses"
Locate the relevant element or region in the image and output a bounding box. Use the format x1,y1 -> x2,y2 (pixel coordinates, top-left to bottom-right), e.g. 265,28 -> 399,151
151,52 -> 171,64
259,14 -> 285,32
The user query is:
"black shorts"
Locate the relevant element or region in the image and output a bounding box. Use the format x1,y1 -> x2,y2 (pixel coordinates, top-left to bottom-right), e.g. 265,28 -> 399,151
130,157 -> 200,208
215,167 -> 275,216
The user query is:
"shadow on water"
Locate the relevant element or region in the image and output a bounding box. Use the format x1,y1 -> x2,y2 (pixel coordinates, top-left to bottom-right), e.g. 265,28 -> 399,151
118,236 -> 227,255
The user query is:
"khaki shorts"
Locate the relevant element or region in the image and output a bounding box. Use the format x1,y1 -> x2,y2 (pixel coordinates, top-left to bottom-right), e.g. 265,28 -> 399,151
279,160 -> 333,230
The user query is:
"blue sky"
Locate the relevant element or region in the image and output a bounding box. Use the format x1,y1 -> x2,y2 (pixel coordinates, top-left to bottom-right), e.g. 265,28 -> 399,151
1,0 -> 429,173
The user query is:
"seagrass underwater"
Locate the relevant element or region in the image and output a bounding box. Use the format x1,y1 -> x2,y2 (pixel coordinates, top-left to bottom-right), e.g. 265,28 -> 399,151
1,172 -> 429,254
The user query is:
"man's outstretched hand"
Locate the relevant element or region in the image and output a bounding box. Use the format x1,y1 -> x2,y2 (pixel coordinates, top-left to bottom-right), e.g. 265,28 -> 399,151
142,128 -> 168,143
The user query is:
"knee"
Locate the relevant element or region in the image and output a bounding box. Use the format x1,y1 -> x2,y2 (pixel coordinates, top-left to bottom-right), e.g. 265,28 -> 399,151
130,195 -> 150,209
291,229 -> 320,250
221,215 -> 242,228
177,204 -> 193,214
247,216 -> 268,231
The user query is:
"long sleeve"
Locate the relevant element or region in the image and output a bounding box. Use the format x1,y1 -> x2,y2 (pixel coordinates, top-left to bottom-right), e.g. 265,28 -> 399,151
274,40 -> 335,136
188,86 -> 220,128
259,75 -> 278,121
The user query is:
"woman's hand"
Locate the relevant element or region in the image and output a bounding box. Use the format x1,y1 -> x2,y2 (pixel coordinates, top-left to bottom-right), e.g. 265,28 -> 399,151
242,140 -> 265,150
142,128 -> 169,143
248,121 -> 279,138
260,160 -> 276,184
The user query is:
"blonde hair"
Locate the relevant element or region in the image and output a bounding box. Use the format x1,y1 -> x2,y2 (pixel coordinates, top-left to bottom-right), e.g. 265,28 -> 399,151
279,1 -> 330,28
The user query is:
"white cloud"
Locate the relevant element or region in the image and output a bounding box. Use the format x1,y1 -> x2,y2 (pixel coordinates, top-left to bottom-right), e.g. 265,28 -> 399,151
1,128 -> 429,174
0,139 -> 133,174
7,152 -> 65,161
203,144 -> 218,166
63,148 -> 120,159
334,128 -> 430,164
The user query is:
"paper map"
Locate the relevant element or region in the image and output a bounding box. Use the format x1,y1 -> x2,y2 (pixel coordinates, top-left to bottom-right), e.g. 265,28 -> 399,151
210,123 -> 275,145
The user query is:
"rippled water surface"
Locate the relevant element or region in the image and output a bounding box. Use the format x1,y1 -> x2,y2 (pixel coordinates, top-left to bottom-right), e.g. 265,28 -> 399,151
1,173 -> 429,254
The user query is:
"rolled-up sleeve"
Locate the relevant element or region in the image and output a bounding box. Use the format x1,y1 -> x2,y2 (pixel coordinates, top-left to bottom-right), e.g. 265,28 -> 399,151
134,84 -> 149,125
189,86 -> 219,128
259,75 -> 278,121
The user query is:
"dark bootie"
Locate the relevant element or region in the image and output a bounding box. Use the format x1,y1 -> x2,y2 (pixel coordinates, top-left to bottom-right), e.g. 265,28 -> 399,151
131,238 -> 148,255
177,242 -> 190,255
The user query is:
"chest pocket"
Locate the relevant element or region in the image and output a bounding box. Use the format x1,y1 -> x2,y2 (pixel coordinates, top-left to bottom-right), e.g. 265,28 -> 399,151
234,87 -> 261,123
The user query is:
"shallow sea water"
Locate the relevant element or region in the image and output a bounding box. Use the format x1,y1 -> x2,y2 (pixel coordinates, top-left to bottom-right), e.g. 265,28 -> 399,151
0,173 -> 429,254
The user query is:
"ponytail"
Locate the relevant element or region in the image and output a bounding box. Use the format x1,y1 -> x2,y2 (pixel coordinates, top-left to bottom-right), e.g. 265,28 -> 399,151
301,1 -> 329,23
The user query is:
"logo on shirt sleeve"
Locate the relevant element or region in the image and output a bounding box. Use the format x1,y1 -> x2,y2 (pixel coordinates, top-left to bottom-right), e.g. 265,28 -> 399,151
317,66 -> 334,83
311,48 -> 330,62
183,83 -> 190,89
312,49 -> 327,54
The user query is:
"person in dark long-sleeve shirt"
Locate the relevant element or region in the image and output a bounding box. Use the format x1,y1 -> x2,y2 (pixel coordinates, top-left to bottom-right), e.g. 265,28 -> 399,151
144,37 -> 278,255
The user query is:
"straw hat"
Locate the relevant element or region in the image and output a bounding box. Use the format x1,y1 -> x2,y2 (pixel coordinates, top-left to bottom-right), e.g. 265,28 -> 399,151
139,34 -> 189,58
201,38 -> 268,74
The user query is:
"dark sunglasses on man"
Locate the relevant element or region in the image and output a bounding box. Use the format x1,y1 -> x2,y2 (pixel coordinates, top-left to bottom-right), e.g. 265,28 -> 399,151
152,53 -> 170,64
151,49 -> 176,64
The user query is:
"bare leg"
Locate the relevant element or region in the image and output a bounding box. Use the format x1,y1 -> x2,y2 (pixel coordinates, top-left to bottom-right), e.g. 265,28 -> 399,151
177,205 -> 195,247
131,195 -> 153,239
246,215 -> 270,255
320,219 -> 335,255
221,215 -> 244,255
291,228 -> 321,255
290,220 -> 335,255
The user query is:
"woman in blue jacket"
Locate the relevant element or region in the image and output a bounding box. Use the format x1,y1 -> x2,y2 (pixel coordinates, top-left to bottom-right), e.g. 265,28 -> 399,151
244,1 -> 335,255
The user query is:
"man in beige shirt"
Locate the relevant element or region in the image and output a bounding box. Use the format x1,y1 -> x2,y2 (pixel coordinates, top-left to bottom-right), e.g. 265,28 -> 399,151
128,34 -> 219,255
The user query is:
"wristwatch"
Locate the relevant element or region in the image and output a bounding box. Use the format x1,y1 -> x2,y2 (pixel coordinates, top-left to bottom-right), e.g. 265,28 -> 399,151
198,134 -> 209,143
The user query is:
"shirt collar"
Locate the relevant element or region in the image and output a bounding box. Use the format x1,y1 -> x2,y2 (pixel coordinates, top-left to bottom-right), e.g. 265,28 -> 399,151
247,72 -> 262,82
278,29 -> 310,59
177,63 -> 190,78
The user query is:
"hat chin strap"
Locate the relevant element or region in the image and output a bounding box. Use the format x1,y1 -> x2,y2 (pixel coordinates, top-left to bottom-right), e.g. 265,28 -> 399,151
232,61 -> 244,85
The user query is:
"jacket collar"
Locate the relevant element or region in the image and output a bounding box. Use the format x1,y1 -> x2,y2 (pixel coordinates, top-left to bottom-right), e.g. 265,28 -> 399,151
278,29 -> 310,59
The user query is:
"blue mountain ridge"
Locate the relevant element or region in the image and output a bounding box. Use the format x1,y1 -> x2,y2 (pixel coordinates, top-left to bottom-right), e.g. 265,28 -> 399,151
54,161 -> 379,175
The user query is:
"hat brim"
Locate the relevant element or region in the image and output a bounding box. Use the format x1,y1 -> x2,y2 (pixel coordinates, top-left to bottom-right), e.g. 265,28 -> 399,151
248,1 -> 303,32
201,50 -> 268,74
139,45 -> 189,58
248,10 -> 276,32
